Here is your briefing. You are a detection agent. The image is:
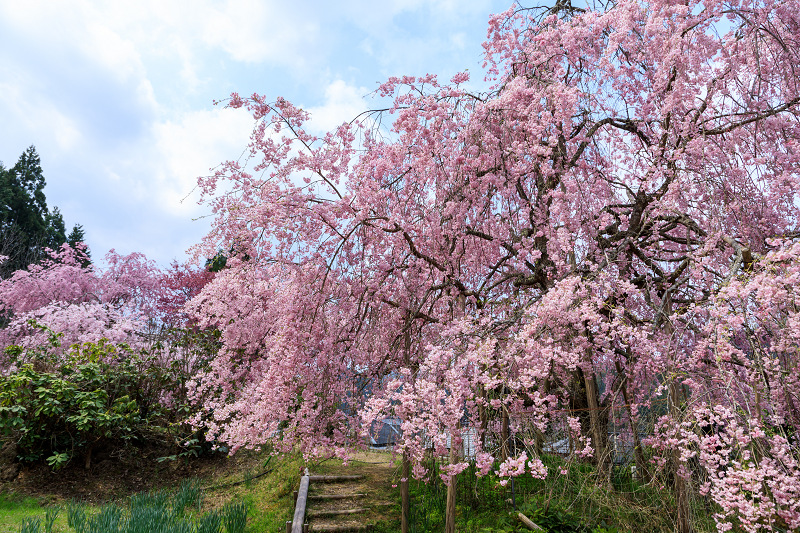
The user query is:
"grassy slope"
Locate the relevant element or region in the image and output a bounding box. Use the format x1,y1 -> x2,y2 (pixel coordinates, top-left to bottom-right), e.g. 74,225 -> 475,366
0,452 -> 298,533
0,450 -> 399,533
1,450 -> 718,533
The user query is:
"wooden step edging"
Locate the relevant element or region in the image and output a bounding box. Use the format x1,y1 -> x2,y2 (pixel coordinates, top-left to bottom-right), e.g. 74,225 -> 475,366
308,474 -> 364,483
307,507 -> 369,518
309,493 -> 366,501
289,470 -> 369,533
307,525 -> 372,533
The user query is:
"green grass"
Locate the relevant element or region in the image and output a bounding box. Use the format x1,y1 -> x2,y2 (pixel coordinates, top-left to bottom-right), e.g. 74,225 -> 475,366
400,454 -> 718,533
200,451 -> 302,532
2,479 -> 250,533
0,493 -> 76,533
4,450 -> 716,533
0,450 -> 311,533
0,449 -> 308,533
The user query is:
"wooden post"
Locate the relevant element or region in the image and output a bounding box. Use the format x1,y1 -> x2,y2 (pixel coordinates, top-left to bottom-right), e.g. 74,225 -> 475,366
401,450 -> 410,533
286,521 -> 292,533
445,295 -> 465,533
517,512 -> 545,531
445,438 -> 458,533
663,296 -> 691,533
670,380 -> 691,533
292,469 -> 310,533
402,315 -> 412,533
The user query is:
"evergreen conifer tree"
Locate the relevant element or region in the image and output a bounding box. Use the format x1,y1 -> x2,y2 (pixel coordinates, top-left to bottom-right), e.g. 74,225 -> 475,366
0,146 -> 86,276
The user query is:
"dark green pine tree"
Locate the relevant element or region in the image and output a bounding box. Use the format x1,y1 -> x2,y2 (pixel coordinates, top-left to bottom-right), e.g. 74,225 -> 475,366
1,146 -> 48,233
0,146 -> 84,276
67,223 -> 91,266
45,207 -> 67,249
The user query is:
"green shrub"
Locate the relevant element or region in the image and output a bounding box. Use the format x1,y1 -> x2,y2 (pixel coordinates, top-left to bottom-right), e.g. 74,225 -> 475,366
0,334 -> 207,469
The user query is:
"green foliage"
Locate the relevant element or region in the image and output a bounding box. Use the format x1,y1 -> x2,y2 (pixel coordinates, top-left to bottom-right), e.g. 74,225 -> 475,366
44,207 -> 66,250
58,479 -> 246,533
44,505 -> 60,533
221,501 -> 248,533
591,526 -> 620,533
0,361 -> 140,465
18,517 -> 42,533
67,500 -> 88,533
519,504 -> 589,533
67,224 -> 91,264
0,337 -> 202,469
11,505 -> 64,533
404,453 -> 708,533
204,252 -> 227,273
172,478 -> 203,515
195,510 -> 222,533
89,504 -> 123,532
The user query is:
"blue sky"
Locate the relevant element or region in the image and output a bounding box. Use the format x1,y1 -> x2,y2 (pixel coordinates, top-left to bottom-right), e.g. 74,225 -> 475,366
0,0 -> 513,266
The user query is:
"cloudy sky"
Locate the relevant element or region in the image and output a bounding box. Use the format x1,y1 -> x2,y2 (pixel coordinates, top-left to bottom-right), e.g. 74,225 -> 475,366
0,0 -> 513,266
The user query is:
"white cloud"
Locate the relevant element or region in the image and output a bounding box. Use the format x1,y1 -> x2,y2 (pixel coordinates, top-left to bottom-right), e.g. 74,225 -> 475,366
0,81 -> 83,152
0,1 -> 149,83
198,0 -> 320,64
151,106 -> 254,216
306,80 -> 370,134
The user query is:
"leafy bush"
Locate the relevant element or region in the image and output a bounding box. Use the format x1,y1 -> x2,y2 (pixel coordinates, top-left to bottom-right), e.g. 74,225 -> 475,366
0,332 -> 205,469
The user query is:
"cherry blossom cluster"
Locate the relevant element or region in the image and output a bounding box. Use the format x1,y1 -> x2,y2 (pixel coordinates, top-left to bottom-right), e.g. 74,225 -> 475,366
188,0 -> 800,529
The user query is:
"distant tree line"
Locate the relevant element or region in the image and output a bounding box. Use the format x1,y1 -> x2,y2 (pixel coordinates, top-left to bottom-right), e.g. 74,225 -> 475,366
0,145 -> 88,277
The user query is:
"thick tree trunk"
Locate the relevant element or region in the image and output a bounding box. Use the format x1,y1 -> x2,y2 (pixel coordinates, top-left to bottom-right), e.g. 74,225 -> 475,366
670,381 -> 692,533
663,297 -> 692,533
501,406 -> 510,461
615,360 -> 650,483
581,362 -> 610,479
84,445 -> 93,470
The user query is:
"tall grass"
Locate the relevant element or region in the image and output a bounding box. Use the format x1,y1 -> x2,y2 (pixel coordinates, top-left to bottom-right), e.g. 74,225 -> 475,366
405,453 -> 715,533
19,479 -> 247,533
